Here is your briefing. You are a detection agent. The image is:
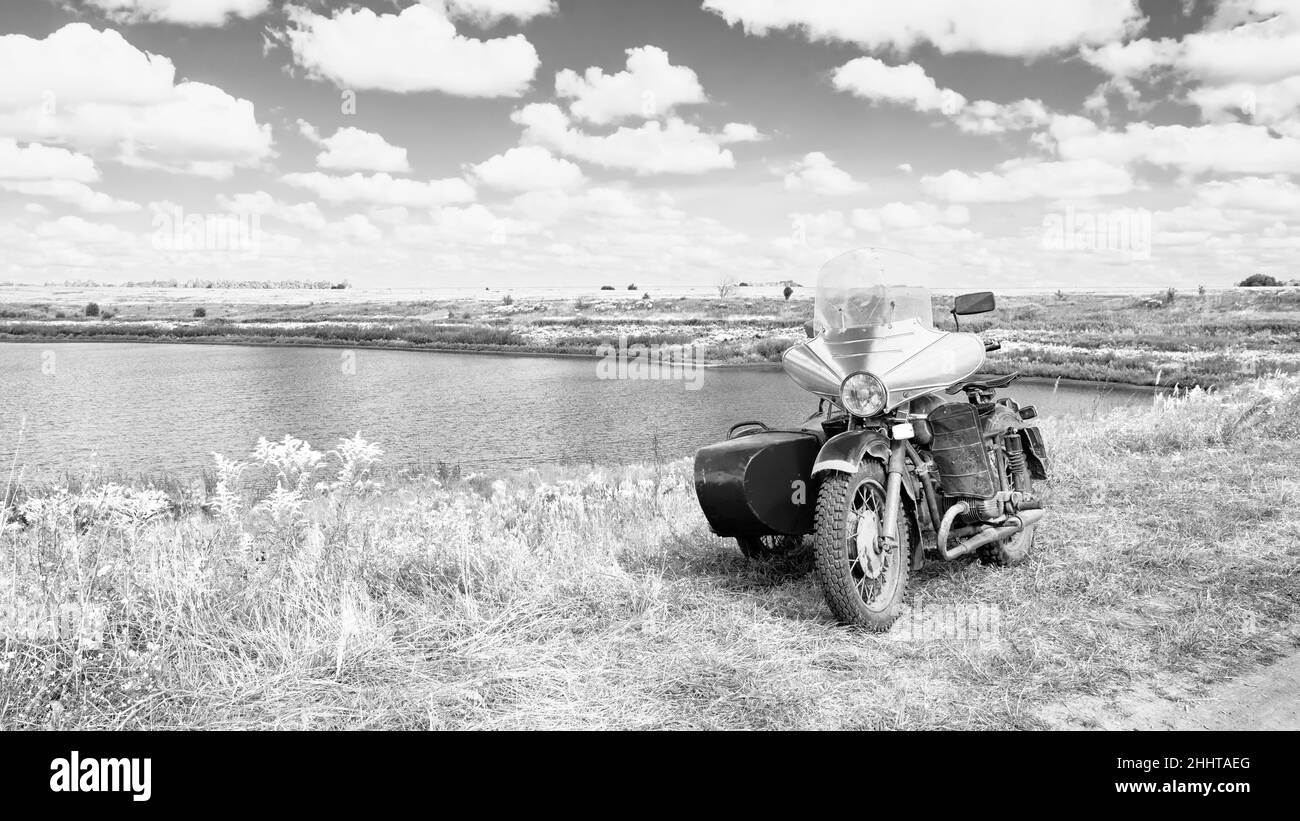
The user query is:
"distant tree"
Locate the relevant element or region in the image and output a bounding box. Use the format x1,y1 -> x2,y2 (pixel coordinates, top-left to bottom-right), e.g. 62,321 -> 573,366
1239,273 -> 1281,287
717,274 -> 738,298
193,307 -> 207,318
100,309 -> 114,319
627,283 -> 638,290
782,285 -> 794,300
502,294 -> 514,306
738,281 -> 750,287
84,302 -> 99,316
1164,286 -> 1177,305
641,291 -> 651,300
600,285 -> 615,290
1198,284 -> 1206,298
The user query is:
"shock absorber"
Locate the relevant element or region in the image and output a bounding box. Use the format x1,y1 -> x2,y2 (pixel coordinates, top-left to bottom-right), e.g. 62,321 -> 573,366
1004,432 -> 1030,492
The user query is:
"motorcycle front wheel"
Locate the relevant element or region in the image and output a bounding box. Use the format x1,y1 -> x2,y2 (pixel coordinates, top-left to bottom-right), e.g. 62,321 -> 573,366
812,464 -> 909,630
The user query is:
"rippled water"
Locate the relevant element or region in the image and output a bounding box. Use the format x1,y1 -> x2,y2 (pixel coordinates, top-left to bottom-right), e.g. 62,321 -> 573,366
1,342 -> 1157,479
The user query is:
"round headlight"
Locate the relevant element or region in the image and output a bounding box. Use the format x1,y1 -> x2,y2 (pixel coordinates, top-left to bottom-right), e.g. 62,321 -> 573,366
840,372 -> 888,417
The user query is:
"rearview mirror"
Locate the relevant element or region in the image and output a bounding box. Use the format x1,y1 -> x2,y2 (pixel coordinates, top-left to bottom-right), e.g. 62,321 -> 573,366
953,291 -> 996,316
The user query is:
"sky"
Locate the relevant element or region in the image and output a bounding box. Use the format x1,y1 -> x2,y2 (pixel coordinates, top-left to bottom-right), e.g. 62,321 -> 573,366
0,0 -> 1297,289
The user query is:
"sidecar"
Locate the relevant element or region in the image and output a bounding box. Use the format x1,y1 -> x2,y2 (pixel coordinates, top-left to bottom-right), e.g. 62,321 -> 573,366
693,422 -> 824,539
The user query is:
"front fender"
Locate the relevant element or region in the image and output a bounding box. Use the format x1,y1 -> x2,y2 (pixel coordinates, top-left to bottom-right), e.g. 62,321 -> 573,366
812,430 -> 918,503
812,430 -> 890,477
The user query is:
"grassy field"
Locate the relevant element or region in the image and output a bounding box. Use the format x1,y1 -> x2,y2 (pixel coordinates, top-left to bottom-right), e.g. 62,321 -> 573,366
2,375 -> 1298,729
3,286 -> 1300,387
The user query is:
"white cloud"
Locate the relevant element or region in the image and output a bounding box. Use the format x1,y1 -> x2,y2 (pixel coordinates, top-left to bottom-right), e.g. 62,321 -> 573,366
282,3 -> 539,98
850,201 -> 970,232
0,139 -> 98,182
393,204 -> 539,246
832,57 -> 965,113
951,98 -> 1050,135
0,24 -> 175,108
0,179 -> 139,213
35,215 -> 137,245
511,103 -> 753,174
1081,7 -> 1300,121
703,0 -> 1144,58
216,191 -> 328,231
1177,5 -> 1300,84
299,123 -> 411,173
280,171 -> 476,208
367,206 -> 410,225
1189,76 -> 1300,126
0,25 -> 272,177
782,152 -> 866,195
444,0 -> 556,25
922,158 -> 1135,202
331,213 -> 383,244
80,0 -> 270,26
510,186 -> 645,222
719,122 -> 763,143
556,45 -> 707,125
1195,175 -> 1300,213
1050,117 -> 1300,175
1080,38 -> 1182,83
833,58 -> 1050,135
470,145 -> 585,192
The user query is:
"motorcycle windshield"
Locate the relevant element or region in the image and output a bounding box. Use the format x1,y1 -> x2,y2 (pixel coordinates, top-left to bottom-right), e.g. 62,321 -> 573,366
785,247 -> 985,410
813,248 -> 935,334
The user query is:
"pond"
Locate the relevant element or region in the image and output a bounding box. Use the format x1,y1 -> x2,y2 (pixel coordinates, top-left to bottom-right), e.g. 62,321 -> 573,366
0,342 -> 1159,479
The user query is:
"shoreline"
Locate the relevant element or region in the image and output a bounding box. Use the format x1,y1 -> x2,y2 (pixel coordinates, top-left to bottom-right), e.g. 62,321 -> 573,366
0,333 -> 1184,388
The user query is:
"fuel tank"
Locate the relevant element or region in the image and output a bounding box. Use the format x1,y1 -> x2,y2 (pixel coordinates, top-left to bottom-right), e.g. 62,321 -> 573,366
693,430 -> 821,537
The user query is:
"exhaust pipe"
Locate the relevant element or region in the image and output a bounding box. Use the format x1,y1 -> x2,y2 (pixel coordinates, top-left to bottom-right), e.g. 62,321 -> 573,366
937,507 -> 1044,561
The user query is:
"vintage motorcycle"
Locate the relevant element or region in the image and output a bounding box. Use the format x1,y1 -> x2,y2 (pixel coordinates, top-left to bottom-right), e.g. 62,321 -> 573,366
694,248 -> 1049,630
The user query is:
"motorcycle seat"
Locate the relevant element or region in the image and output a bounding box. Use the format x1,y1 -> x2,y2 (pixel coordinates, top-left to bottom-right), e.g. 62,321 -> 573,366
945,371 -> 1021,395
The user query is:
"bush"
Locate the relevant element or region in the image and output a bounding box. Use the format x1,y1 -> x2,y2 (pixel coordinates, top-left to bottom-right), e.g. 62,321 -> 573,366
502,294 -> 514,306
84,302 -> 99,317
1239,273 -> 1281,287
193,307 -> 207,318
782,286 -> 794,300
641,292 -> 650,300
100,310 -> 115,320
627,284 -> 638,290
600,285 -> 615,291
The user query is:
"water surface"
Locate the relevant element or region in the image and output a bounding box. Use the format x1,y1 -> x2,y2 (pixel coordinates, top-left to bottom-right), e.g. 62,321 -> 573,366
1,342 -> 1157,479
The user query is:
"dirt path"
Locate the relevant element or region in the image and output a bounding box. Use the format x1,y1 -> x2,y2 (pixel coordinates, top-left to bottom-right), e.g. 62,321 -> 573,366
1040,649 -> 1300,730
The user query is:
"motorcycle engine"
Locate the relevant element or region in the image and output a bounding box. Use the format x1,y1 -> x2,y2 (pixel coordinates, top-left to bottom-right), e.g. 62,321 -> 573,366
927,400 -> 1040,523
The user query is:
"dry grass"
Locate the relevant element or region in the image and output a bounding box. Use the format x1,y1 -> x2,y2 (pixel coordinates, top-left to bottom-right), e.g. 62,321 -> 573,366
2,379 -> 1299,729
